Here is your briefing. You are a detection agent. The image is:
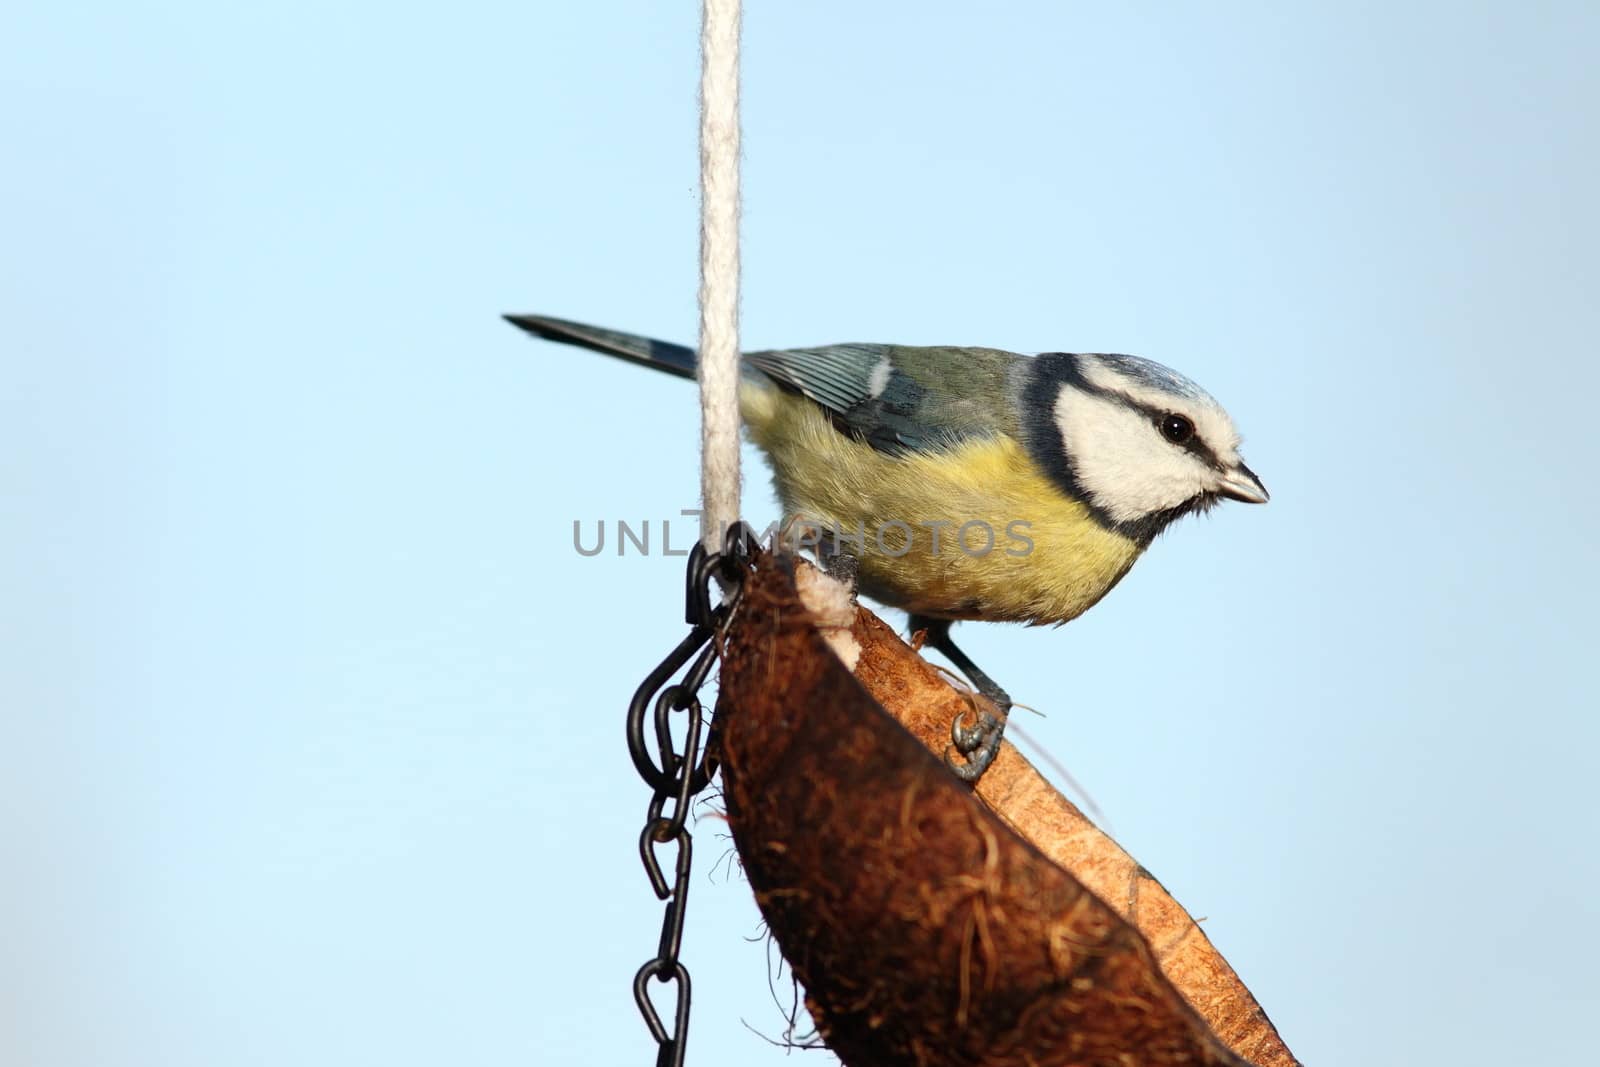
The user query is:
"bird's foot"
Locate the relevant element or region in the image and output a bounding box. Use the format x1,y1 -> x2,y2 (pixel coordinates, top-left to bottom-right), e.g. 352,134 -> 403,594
946,692 -> 1009,783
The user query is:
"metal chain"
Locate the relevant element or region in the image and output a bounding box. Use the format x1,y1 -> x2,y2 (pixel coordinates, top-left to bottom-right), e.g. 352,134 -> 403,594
627,523 -> 757,1067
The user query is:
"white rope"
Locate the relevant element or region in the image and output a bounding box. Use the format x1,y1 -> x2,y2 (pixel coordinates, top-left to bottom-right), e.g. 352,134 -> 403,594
698,0 -> 742,551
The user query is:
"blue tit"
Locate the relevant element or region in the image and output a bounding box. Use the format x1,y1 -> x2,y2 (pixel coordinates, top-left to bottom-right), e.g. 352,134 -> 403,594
507,314 -> 1268,781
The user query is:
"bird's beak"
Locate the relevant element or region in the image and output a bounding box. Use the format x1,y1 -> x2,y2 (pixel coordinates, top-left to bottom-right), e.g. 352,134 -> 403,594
1216,463 -> 1270,504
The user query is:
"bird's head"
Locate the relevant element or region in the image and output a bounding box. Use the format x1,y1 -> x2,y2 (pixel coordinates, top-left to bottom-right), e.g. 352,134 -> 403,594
1023,352 -> 1268,542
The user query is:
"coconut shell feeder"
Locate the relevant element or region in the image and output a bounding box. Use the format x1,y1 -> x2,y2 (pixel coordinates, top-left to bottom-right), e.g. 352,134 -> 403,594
711,546 -> 1300,1067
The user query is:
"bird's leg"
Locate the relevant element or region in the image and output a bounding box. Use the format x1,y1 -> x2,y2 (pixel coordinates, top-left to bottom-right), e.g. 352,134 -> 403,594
908,614 -> 1012,783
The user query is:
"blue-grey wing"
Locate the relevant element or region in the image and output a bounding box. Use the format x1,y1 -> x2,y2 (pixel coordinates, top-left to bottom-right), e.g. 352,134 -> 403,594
745,344 -> 1023,455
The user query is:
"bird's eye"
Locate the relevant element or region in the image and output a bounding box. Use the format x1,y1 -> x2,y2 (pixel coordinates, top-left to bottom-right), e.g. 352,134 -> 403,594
1160,413 -> 1195,444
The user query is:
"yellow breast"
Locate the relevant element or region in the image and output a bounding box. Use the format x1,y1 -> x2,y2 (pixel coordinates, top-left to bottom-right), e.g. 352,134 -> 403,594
742,384 -> 1143,624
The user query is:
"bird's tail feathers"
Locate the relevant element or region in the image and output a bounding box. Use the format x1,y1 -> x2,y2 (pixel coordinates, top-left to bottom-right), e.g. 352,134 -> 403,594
503,314 -> 697,380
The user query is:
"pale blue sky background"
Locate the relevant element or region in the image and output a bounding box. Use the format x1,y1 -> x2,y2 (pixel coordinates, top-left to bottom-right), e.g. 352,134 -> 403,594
3,3 -> 1597,1065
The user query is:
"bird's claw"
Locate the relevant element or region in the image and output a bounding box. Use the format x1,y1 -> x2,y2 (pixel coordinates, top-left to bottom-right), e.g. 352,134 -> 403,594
950,704 -> 991,753
946,698 -> 1008,783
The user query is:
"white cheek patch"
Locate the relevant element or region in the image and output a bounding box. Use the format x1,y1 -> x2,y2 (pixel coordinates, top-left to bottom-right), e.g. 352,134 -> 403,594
1053,388 -> 1209,523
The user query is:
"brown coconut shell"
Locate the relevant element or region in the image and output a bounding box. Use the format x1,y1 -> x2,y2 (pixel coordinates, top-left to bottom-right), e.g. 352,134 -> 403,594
712,549 -> 1298,1067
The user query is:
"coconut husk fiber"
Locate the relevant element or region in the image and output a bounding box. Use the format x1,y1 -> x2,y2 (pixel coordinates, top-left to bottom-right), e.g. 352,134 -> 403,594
712,548 -> 1298,1067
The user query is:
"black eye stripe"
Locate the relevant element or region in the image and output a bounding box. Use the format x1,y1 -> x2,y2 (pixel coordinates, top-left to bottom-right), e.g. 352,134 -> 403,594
1126,400 -> 1221,467
1064,374 -> 1227,470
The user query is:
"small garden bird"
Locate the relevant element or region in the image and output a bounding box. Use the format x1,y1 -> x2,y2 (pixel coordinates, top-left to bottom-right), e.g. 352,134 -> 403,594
508,315 -> 1268,781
